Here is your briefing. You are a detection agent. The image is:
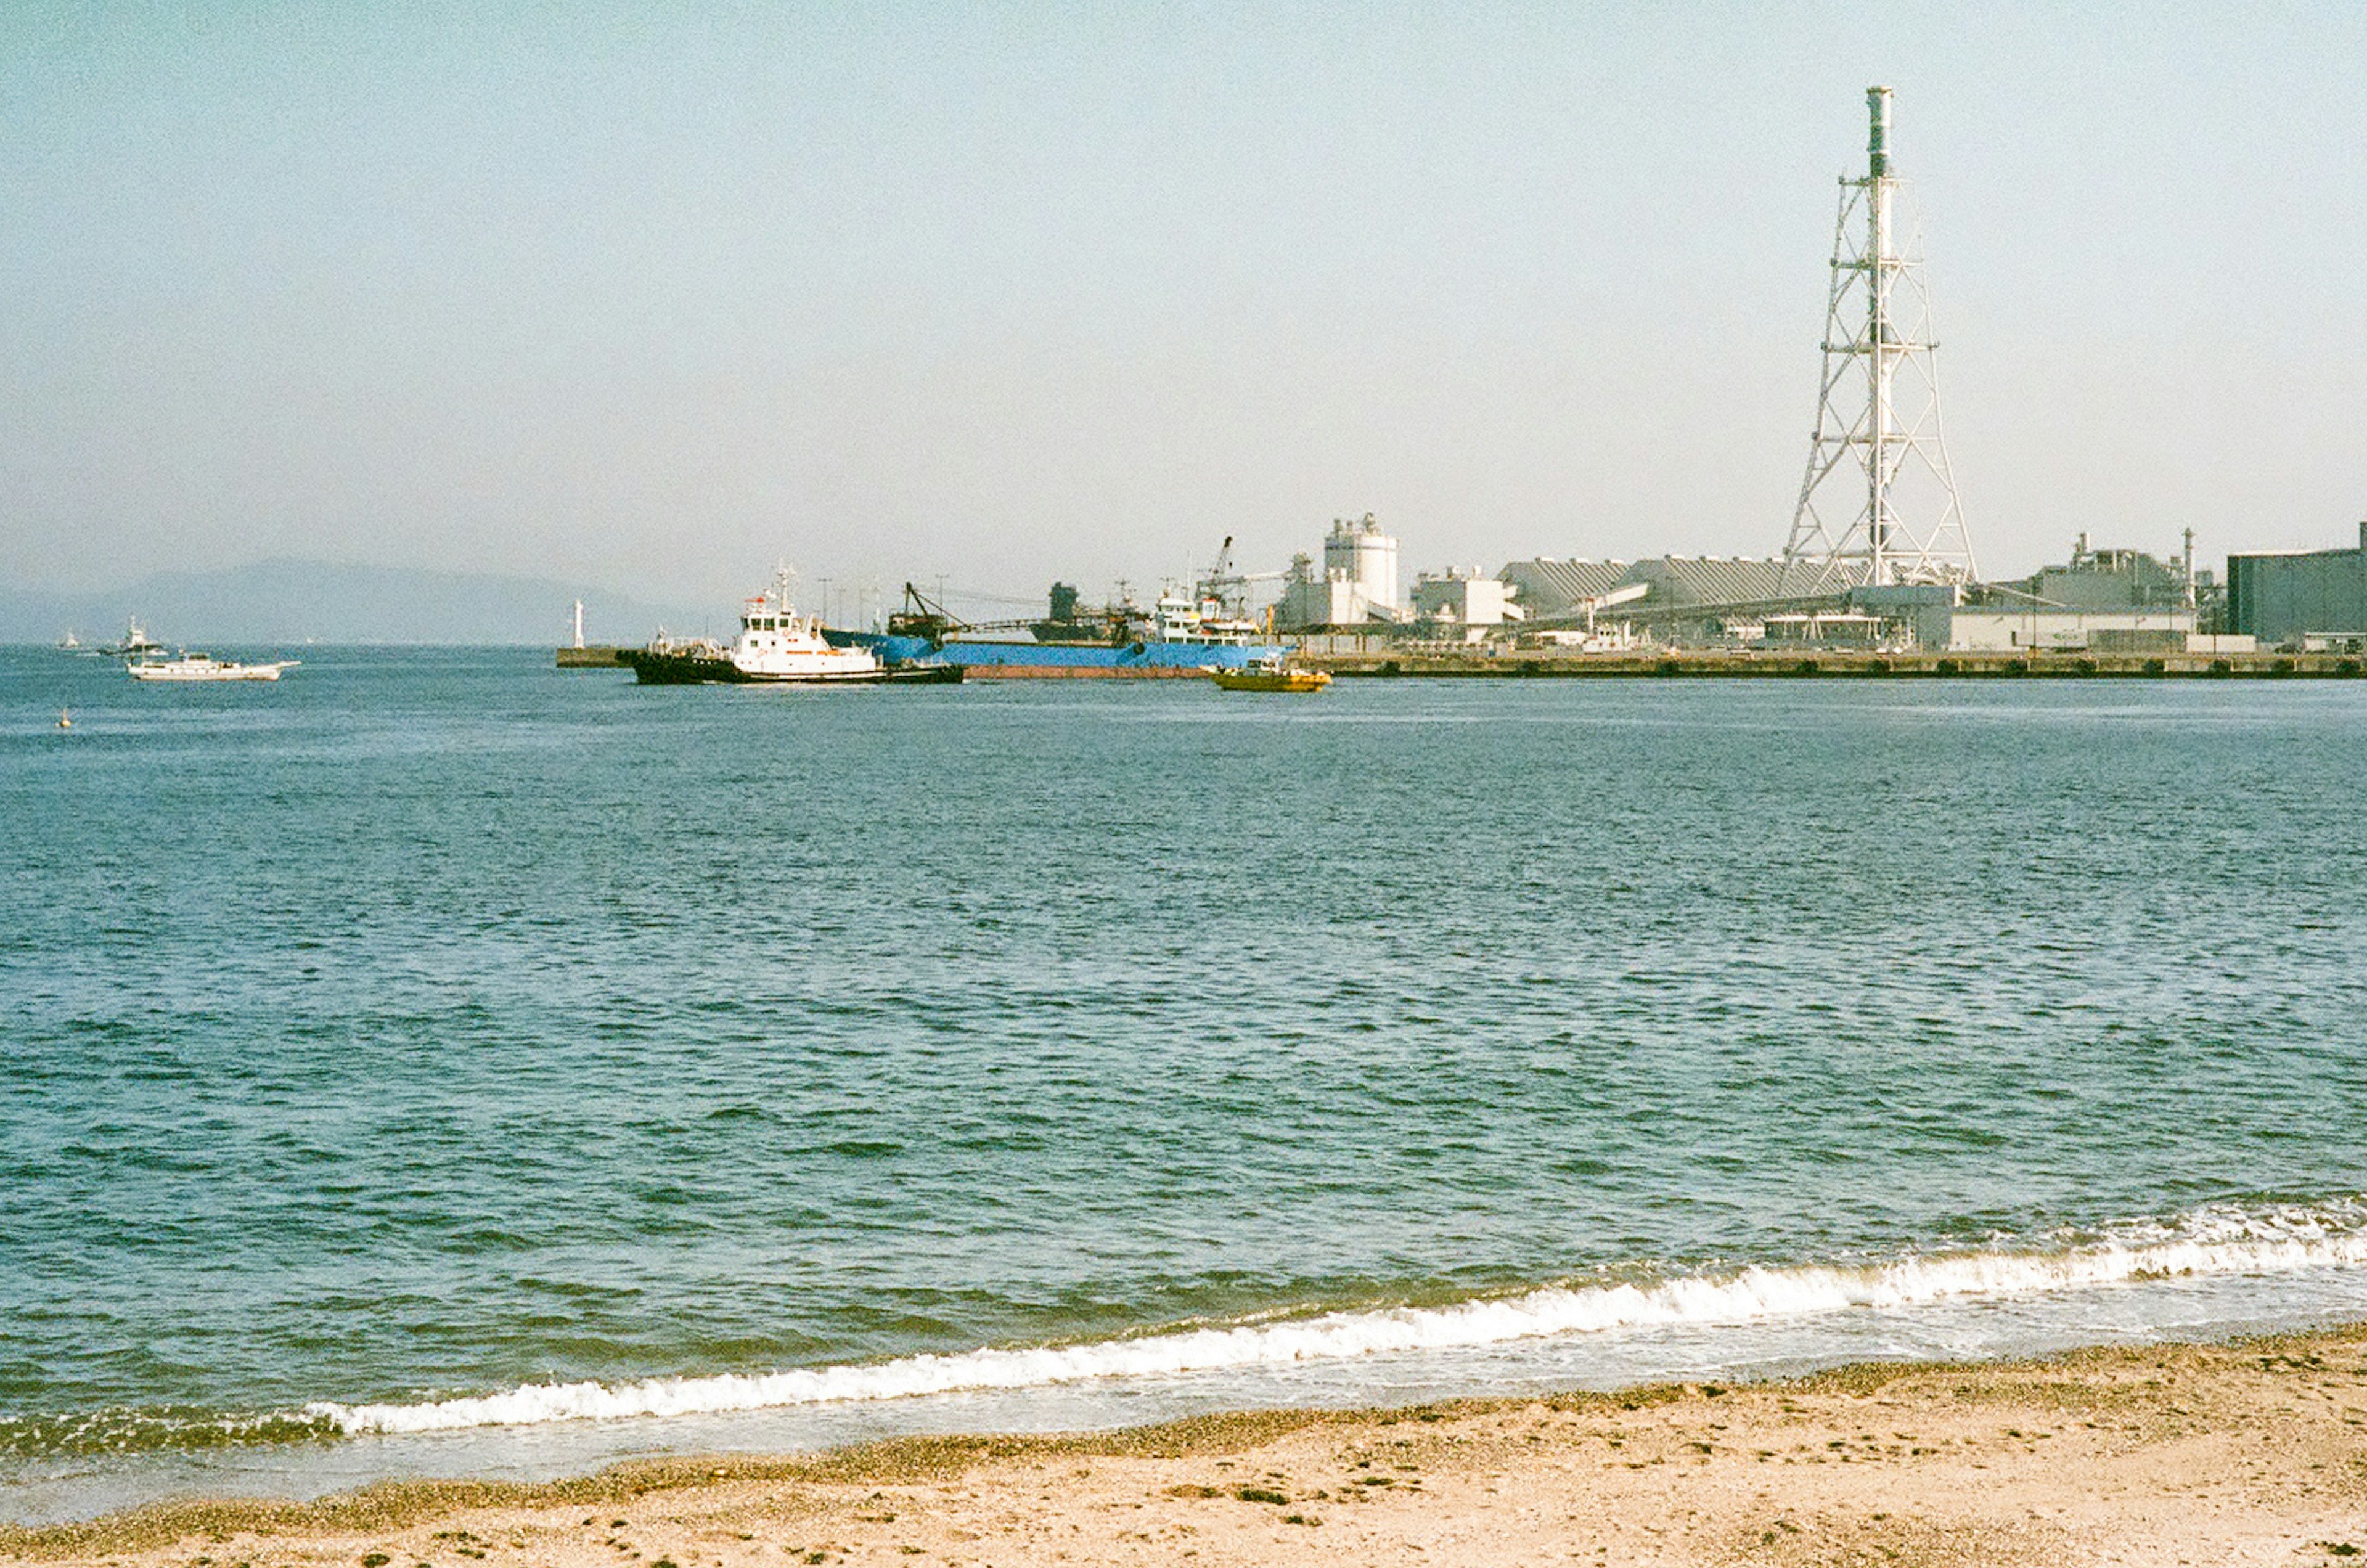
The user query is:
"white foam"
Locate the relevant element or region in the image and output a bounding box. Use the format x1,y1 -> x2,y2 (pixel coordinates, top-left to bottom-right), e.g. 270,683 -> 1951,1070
313,1200 -> 2367,1435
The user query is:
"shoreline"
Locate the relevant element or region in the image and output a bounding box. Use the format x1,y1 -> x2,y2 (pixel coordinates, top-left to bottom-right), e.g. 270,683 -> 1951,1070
10,1323 -> 2364,1566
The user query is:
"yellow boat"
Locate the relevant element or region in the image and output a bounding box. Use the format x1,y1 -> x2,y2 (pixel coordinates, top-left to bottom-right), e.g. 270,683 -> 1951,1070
1209,657 -> 1331,693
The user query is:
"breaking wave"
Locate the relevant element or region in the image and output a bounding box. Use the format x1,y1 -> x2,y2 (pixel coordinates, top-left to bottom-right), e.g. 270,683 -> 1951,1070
313,1199 -> 2367,1436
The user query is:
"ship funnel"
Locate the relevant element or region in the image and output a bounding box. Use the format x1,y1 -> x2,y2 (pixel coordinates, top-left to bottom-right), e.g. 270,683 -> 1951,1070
1867,84 -> 1892,178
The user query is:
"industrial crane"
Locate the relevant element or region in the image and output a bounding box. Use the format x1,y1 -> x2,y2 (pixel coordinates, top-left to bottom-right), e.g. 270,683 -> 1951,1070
1197,535 -> 1287,621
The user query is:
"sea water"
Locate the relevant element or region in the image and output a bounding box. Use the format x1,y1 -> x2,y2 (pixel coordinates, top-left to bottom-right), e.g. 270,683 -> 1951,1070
3,648 -> 2364,1521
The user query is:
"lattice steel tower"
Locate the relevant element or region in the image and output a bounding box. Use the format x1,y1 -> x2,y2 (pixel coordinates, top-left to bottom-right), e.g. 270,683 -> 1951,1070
1782,86 -> 1976,586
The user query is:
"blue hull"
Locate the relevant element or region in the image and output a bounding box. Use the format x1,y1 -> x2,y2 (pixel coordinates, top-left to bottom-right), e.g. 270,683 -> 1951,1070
828,632 -> 1286,675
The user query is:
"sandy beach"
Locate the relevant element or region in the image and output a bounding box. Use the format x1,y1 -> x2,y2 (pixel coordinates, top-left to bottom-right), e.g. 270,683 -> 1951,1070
9,1325 -> 2365,1568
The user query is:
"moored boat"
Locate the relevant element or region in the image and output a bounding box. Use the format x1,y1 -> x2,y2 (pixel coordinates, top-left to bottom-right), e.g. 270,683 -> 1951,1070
832,579 -> 1290,679
624,571 -> 965,687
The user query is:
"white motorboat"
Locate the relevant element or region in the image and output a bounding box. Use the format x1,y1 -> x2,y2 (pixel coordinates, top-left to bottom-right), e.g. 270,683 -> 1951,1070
127,653 -> 298,682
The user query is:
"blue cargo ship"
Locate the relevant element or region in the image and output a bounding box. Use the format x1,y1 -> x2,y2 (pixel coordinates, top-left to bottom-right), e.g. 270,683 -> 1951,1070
833,582 -> 1288,679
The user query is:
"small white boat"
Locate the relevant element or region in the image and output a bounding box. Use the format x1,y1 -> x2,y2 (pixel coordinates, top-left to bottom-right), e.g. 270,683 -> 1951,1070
127,653 -> 298,682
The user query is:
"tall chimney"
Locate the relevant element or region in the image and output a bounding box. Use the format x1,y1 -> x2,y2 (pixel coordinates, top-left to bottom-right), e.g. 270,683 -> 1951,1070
1867,85 -> 1892,178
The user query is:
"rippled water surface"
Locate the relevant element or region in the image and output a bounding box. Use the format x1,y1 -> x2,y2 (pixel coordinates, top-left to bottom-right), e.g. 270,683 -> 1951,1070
3,650 -> 2364,1512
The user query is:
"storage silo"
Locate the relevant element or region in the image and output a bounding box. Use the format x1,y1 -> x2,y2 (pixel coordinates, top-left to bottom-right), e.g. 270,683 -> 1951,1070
1323,513 -> 1400,616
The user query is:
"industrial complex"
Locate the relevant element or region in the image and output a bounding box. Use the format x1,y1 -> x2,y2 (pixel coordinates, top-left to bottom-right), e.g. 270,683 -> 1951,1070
1150,87 -> 2365,672
560,86 -> 2367,677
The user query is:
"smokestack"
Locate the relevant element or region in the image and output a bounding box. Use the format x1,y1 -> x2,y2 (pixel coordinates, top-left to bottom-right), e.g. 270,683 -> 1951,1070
1867,84 -> 1892,178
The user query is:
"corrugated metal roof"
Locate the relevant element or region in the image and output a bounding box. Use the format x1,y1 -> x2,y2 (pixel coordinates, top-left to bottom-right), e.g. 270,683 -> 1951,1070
1624,556 -> 1854,607
1496,558 -> 1634,611
1502,554 -> 1855,613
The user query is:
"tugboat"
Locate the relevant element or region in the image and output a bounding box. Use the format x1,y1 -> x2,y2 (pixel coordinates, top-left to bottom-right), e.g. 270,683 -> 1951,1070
1210,653 -> 1330,693
625,570 -> 963,686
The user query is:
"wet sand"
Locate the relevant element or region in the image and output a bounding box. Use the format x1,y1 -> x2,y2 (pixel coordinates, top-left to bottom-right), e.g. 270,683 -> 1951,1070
9,1325 -> 2366,1567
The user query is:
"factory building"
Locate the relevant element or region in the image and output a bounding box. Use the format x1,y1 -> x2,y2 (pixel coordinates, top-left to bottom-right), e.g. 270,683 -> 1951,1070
2228,523 -> 2367,650
2009,534 -> 2190,611
1614,558 -> 1859,645
1497,555 -> 1855,644
1277,514 -> 1406,629
1936,605 -> 2201,653
1494,538 -> 2214,652
1497,558 -> 1634,612
1931,536 -> 2201,651
1410,569 -> 1520,629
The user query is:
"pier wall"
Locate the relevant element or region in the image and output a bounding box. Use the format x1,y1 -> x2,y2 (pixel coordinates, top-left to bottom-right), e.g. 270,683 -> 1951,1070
1304,649 -> 2367,680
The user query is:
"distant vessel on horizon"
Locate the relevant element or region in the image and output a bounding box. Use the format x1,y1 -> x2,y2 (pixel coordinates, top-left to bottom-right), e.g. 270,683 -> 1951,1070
90,618 -> 166,659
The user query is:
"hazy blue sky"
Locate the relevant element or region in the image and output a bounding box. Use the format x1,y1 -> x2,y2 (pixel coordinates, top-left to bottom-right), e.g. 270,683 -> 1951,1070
6,2 -> 2363,612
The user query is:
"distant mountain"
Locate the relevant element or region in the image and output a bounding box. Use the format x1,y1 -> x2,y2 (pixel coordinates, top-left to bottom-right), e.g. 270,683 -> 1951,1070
0,560 -> 716,647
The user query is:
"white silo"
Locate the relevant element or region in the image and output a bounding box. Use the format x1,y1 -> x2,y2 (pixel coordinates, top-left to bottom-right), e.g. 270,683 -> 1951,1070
1323,513 -> 1401,616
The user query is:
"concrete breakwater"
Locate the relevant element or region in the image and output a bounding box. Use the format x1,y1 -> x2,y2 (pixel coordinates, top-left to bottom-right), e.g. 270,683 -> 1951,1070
1310,648 -> 2367,679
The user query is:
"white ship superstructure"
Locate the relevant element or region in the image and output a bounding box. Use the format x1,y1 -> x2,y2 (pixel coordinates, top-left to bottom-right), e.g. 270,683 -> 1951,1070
729,570 -> 885,681
1148,590 -> 1261,647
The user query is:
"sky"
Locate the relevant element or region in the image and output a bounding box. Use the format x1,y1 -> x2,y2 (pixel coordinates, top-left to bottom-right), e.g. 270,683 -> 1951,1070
6,2 -> 2365,615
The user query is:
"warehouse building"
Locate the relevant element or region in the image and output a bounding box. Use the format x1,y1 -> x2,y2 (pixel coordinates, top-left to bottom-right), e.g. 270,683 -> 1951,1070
2227,523 -> 2367,649
1497,555 -> 1855,644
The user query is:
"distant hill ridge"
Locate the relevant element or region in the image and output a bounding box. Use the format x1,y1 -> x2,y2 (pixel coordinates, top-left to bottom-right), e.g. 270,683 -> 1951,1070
0,559 -> 712,647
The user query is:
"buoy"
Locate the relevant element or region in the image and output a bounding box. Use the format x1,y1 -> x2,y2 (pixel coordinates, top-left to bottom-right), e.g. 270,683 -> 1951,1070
58,709 -> 72,729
